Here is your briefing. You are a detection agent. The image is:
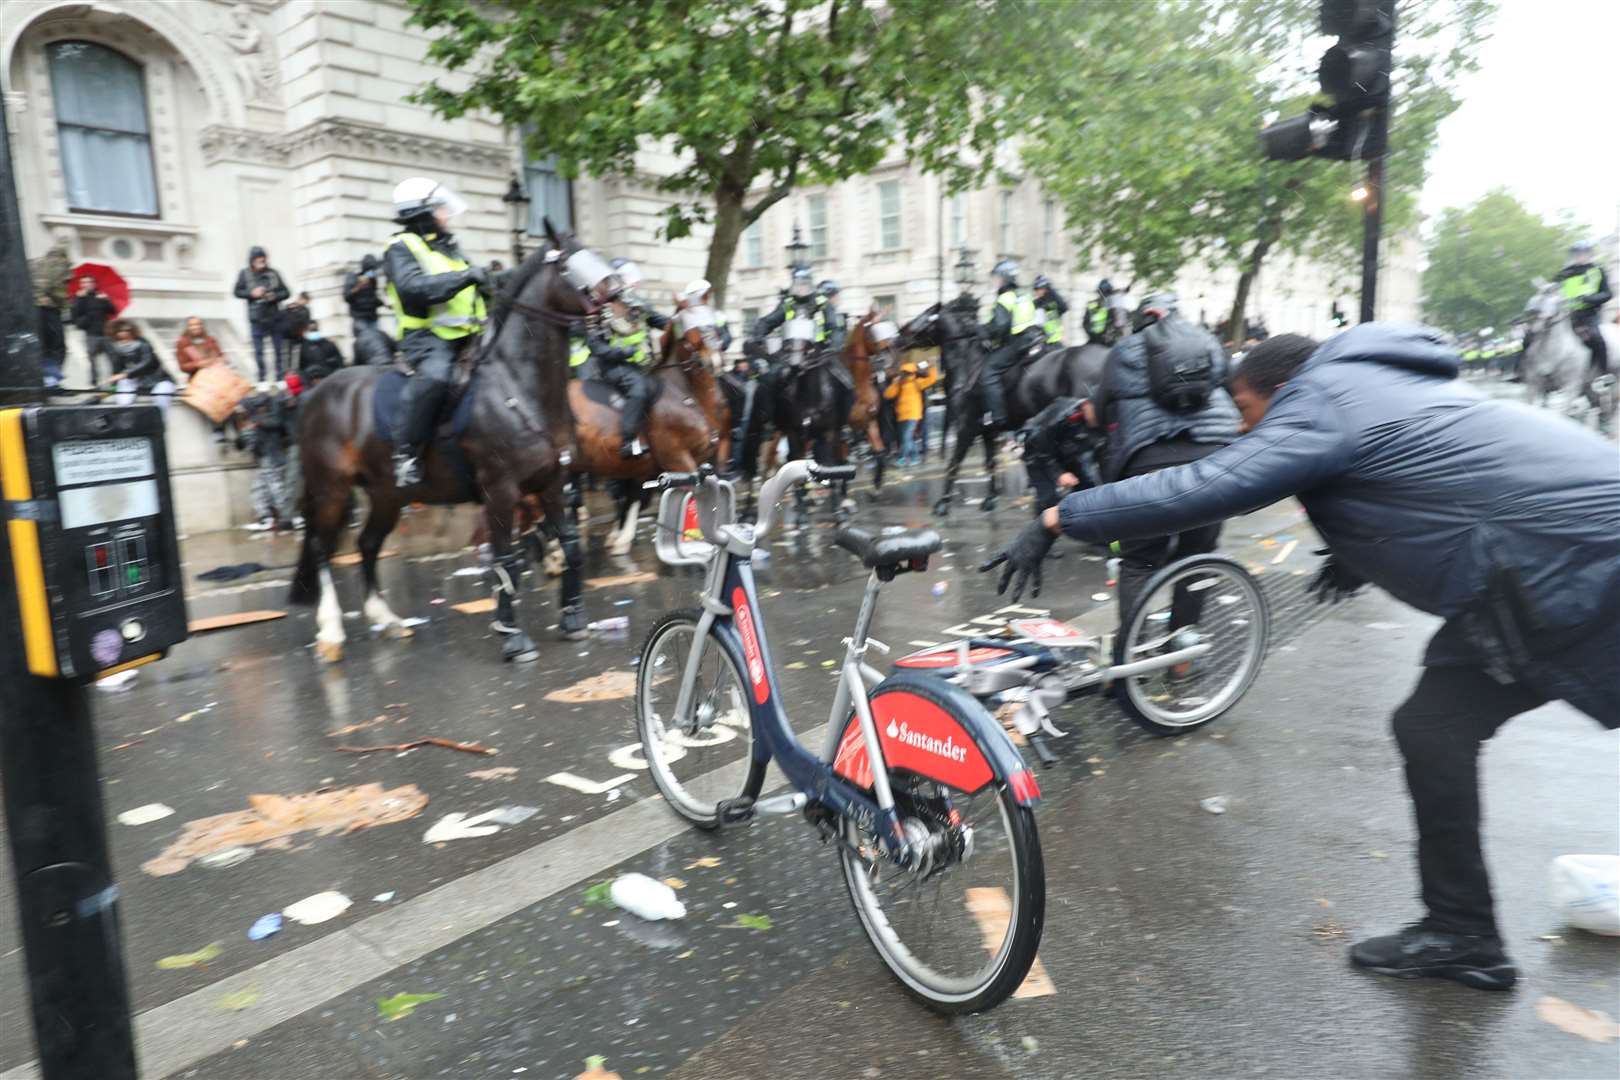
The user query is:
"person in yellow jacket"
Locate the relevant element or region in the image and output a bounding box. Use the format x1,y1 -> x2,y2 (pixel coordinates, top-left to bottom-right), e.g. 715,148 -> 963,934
883,356 -> 938,466
383,177 -> 490,487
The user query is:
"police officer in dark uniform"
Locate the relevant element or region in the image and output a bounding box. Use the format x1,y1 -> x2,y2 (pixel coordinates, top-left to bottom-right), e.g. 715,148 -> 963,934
818,278 -> 846,354
737,267 -> 829,469
1083,279 -> 1123,346
979,259 -> 1041,429
591,258 -> 671,458
383,176 -> 489,487
1557,240 -> 1613,373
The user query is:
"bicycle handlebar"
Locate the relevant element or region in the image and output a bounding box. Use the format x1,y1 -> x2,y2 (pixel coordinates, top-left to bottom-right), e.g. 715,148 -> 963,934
643,463 -> 715,492
754,460 -> 853,542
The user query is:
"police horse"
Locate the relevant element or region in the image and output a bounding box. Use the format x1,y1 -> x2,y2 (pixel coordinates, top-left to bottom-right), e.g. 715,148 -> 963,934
291,225 -> 620,663
1522,280 -> 1618,434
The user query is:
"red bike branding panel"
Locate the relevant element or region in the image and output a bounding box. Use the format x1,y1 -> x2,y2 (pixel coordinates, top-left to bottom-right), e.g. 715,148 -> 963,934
833,690 -> 994,793
731,586 -> 769,704
893,644 -> 1016,670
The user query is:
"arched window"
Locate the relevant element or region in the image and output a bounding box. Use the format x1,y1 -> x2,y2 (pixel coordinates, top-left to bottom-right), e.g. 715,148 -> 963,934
46,41 -> 159,216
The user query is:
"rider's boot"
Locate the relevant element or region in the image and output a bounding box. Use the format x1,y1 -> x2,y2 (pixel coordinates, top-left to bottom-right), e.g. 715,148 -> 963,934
620,435 -> 647,459
392,447 -> 424,488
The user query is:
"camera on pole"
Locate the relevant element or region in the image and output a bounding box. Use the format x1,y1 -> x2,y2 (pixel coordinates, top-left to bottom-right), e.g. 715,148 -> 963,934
1261,0 -> 1395,162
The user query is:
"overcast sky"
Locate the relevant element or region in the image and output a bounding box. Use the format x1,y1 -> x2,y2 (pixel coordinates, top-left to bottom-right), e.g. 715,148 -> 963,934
1418,0 -> 1620,238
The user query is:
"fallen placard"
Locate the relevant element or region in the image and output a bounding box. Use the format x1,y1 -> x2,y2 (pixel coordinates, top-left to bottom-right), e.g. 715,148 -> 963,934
188,610 -> 288,633
331,549 -> 397,567
336,737 -> 497,757
451,597 -> 498,615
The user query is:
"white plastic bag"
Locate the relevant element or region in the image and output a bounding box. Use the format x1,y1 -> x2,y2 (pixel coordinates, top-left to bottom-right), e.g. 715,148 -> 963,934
610,873 -> 686,921
1549,854 -> 1620,936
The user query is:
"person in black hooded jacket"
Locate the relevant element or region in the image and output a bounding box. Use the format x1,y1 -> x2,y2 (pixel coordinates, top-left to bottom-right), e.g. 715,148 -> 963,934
986,323 -> 1619,992
232,247 -> 290,379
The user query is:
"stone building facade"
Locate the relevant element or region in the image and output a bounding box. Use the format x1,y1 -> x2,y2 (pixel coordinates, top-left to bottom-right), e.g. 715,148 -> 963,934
4,0 -> 1420,530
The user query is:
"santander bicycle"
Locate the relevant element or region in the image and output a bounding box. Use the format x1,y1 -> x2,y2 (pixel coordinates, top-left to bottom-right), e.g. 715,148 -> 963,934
635,460 -> 1045,1013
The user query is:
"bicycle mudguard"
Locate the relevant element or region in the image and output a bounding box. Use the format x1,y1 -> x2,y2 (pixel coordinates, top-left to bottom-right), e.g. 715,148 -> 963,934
832,671 -> 1041,806
892,638 -> 1058,676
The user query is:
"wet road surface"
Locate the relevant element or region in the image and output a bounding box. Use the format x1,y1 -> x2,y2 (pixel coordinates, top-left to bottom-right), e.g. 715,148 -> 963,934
1,450 -> 1615,1080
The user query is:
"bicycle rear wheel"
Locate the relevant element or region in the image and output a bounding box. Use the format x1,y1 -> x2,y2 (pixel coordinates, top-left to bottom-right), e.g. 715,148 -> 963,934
837,682 -> 1044,1013
636,609 -> 763,828
1116,554 -> 1268,735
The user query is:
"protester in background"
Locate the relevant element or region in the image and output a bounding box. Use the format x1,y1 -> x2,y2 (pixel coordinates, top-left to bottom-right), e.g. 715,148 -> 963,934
237,386 -> 293,532
70,275 -> 117,384
344,254 -> 384,336
175,316 -> 226,378
294,319 -> 344,385
28,240 -> 71,387
233,247 -> 290,380
883,356 -> 937,467
353,325 -> 398,367
105,319 -> 176,415
277,292 -> 314,351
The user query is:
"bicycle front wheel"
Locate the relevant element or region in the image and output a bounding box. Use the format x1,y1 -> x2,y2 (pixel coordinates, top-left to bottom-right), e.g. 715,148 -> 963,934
635,609 -> 762,828
839,713 -> 1045,1015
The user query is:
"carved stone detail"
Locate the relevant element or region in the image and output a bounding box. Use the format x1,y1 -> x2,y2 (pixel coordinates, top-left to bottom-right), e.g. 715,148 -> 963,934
278,119 -> 510,173
198,124 -> 283,166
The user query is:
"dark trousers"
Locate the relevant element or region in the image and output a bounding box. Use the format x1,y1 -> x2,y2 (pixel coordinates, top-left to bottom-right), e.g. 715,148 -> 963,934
82,332 -> 107,384
1572,308 -> 1609,374
1113,440 -> 1224,626
251,322 -> 285,381
36,306 -> 65,383
599,360 -> 651,442
981,340 -> 1025,425
1392,666 -> 1548,938
352,316 -> 379,337
395,331 -> 457,449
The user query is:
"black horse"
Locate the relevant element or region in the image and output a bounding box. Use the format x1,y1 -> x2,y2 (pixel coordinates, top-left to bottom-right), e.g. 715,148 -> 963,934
898,302 -> 1109,516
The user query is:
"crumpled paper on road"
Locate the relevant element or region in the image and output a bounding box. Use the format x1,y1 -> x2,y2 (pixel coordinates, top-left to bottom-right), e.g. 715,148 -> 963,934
545,671 -> 636,703
142,783 -> 428,876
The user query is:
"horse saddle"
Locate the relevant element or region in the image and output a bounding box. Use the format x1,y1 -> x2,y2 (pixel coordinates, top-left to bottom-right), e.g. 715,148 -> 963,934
390,336 -> 480,398
372,346 -> 480,448
574,357 -> 667,412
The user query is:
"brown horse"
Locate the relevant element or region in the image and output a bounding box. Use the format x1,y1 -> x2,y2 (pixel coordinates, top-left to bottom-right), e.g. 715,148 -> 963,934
841,307 -> 901,489
289,224 -> 615,663
569,301 -> 727,555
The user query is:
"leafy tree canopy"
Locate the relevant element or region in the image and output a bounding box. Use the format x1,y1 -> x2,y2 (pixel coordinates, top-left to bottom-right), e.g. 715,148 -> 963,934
1421,188 -> 1584,335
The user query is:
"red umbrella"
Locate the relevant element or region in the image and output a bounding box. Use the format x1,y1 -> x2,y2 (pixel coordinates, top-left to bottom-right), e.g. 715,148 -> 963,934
69,262 -> 131,314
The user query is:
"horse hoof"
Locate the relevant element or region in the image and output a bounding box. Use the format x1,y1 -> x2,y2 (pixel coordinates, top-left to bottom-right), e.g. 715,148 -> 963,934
315,639 -> 344,664
559,607 -> 588,640
543,549 -> 566,578
503,633 -> 540,663
981,496 -> 998,513
381,622 -> 415,640
932,497 -> 952,517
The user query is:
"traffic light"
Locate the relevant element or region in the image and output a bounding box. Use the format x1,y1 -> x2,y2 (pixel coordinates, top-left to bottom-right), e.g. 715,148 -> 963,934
1261,0 -> 1395,161
1330,301 -> 1348,327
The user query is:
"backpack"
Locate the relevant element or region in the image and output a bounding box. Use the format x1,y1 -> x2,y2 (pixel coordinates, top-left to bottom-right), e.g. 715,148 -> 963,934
1142,315 -> 1215,412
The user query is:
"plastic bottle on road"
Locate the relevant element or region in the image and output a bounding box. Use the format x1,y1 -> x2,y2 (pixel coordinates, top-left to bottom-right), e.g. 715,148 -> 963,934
610,873 -> 686,920
588,616 -> 629,632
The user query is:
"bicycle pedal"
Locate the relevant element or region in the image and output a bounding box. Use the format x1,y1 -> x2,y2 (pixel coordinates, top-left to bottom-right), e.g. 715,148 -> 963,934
716,797 -> 756,825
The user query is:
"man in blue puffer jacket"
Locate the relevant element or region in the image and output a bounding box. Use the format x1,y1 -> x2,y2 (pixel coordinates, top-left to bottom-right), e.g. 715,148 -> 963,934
984,323 -> 1620,991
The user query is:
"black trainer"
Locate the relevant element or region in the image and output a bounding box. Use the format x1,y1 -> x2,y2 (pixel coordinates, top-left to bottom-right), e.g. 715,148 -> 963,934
1349,923 -> 1518,990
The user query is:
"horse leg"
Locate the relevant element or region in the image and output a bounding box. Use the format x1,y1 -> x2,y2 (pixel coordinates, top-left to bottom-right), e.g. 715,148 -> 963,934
538,483 -> 587,640
932,417 -> 975,516
306,493 -> 349,663
481,493 -> 540,663
545,478 -> 577,578
980,429 -> 999,513
609,479 -> 644,557
359,497 -> 412,639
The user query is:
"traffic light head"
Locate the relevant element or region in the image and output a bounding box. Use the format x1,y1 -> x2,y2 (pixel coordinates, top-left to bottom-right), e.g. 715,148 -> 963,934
1260,0 -> 1393,162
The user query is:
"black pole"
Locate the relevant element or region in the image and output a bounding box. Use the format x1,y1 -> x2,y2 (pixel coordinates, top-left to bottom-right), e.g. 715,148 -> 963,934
0,97 -> 140,1079
1359,103 -> 1388,324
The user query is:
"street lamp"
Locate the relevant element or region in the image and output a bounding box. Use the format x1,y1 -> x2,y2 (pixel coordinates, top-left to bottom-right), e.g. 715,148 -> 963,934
1349,183 -> 1369,202
954,246 -> 978,287
785,222 -> 810,272
502,173 -> 530,263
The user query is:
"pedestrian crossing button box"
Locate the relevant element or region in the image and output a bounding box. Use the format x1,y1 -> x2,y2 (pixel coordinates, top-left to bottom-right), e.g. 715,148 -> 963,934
1,405 -> 188,680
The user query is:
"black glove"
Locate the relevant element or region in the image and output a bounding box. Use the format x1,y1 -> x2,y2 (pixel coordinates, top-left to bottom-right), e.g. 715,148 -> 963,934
980,520 -> 1058,602
1309,547 -> 1367,604
465,266 -> 490,289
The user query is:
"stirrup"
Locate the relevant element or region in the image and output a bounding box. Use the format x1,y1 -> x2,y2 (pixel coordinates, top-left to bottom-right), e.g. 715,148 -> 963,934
620,437 -> 647,458
393,451 -> 423,487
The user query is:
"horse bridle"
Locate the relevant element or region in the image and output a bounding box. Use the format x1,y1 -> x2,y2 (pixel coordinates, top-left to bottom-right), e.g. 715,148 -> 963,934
489,249 -> 617,331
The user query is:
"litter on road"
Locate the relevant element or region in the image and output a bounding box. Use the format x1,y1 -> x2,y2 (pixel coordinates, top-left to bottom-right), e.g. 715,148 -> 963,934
283,891 -> 352,926
376,991 -> 447,1022
335,737 -> 497,756
609,873 -> 687,921
247,913 -> 283,940
156,942 -> 222,970
117,803 -> 175,826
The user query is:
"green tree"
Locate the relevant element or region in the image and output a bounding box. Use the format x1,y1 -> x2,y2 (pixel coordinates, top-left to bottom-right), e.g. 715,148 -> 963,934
407,0 -> 1060,304
1421,188 -> 1582,334
1020,0 -> 1492,341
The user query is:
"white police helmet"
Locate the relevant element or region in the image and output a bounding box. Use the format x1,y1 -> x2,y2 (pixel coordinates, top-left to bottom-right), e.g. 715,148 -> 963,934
392,177 -> 467,222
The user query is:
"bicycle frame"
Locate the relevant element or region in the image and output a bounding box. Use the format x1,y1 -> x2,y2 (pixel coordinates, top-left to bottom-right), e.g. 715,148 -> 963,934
659,461 -> 1037,863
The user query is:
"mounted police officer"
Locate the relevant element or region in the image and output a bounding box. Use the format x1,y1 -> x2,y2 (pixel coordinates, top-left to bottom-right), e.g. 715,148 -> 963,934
384,177 -> 489,487
735,267 -> 828,468
979,259 -> 1041,429
1083,279 -> 1124,346
1557,240 -> 1613,374
1032,274 -> 1068,348
585,257 -> 672,458
818,278 -> 846,353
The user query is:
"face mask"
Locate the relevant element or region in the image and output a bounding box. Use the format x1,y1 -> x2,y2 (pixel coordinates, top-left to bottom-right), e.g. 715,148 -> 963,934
305,332 -> 322,342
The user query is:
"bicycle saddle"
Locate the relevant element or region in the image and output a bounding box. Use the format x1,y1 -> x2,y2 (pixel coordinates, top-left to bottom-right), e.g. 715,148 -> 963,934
834,524 -> 942,570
